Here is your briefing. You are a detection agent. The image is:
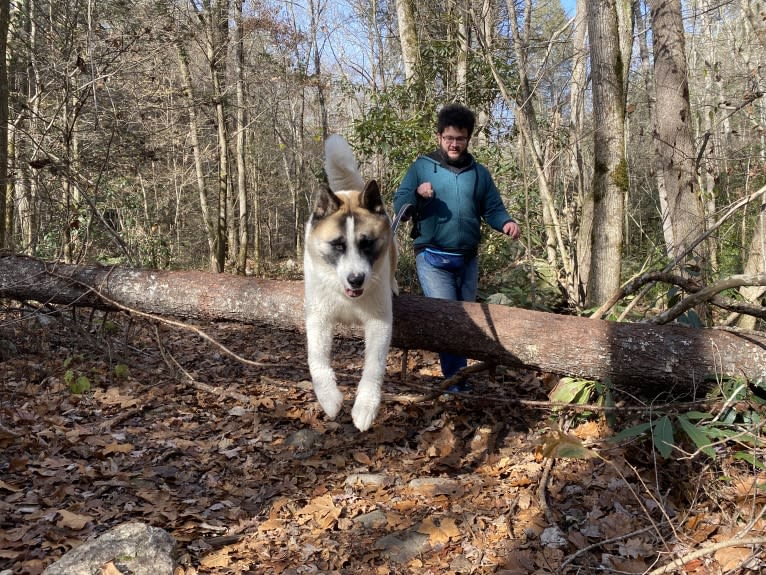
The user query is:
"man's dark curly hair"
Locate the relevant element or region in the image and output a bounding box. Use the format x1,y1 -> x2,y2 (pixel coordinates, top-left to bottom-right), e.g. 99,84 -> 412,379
437,104 -> 476,138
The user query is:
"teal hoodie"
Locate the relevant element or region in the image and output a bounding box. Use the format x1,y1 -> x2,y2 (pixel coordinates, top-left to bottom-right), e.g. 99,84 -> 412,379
393,150 -> 514,257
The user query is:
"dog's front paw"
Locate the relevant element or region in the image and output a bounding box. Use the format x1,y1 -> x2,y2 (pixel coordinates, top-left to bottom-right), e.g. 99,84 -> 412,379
351,396 -> 380,432
315,386 -> 344,420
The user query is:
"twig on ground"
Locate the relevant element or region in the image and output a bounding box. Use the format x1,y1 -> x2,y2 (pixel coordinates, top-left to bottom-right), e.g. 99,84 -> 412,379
558,525 -> 659,570
647,537 -> 766,575
537,457 -> 556,526
153,324 -> 257,406
395,376 -> 727,414
94,406 -> 146,433
439,361 -> 497,390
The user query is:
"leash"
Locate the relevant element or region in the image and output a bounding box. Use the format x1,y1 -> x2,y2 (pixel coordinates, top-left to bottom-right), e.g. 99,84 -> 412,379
391,203 -> 415,233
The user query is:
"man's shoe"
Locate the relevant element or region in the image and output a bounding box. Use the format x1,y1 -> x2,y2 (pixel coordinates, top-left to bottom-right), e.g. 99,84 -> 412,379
445,379 -> 472,394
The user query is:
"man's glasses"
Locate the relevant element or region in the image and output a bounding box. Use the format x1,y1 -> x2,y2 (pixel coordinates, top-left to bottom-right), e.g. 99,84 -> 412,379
440,135 -> 468,144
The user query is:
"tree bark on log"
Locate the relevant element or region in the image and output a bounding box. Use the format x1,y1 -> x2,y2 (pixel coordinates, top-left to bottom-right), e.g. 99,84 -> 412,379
2,254 -> 765,392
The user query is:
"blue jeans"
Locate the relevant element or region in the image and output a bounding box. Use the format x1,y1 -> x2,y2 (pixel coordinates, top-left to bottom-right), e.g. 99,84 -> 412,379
415,251 -> 479,378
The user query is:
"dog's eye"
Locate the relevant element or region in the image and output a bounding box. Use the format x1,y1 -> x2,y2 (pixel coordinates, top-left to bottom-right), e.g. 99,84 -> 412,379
358,237 -> 376,251
329,238 -> 346,252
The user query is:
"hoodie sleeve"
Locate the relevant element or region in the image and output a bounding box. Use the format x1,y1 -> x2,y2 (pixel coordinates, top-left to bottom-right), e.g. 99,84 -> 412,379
478,166 -> 514,231
394,160 -> 421,215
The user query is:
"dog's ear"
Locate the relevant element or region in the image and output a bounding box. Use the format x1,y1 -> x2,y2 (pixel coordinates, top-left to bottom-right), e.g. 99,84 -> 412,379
360,180 -> 386,216
312,185 -> 343,219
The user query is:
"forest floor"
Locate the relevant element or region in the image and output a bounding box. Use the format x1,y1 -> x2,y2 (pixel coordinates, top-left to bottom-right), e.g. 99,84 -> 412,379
0,306 -> 764,575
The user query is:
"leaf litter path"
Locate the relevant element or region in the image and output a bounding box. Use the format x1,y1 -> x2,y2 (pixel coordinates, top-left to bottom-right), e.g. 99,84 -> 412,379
0,309 -> 763,574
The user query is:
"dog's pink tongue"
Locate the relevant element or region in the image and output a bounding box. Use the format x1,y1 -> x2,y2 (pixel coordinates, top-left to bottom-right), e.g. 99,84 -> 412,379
345,288 -> 364,298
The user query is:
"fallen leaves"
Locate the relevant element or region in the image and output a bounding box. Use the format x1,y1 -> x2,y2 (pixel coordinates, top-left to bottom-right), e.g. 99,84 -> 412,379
539,430 -> 600,460
295,494 -> 341,530
102,442 -> 134,455
714,546 -> 754,572
1,312 -> 764,575
56,510 -> 92,530
416,516 -> 461,546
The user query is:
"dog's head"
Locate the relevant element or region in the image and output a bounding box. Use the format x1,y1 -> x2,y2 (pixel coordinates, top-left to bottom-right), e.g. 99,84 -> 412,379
307,180 -> 392,298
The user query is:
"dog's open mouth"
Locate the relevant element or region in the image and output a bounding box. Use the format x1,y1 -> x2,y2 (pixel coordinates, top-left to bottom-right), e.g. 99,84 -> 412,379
345,288 -> 364,298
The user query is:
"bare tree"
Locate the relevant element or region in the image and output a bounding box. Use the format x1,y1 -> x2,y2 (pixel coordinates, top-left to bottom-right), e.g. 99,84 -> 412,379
453,0 -> 470,100
633,0 -> 674,255
395,0 -> 418,82
0,0 -> 8,249
203,0 -> 232,273
570,0 -> 590,304
503,0 -> 571,275
648,0 -> 706,270
586,0 -> 628,306
741,0 -> 766,47
176,41 -> 217,270
735,0 -> 766,327
234,0 -> 248,275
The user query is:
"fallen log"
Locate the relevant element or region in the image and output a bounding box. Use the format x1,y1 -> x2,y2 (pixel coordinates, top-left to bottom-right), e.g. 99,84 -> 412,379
1,254 -> 765,392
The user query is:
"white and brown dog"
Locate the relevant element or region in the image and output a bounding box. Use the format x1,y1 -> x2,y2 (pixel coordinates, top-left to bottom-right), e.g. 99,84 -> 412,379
304,135 -> 397,432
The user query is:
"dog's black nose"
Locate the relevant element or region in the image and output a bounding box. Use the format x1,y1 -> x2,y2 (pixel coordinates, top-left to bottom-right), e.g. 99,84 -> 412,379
347,273 -> 365,289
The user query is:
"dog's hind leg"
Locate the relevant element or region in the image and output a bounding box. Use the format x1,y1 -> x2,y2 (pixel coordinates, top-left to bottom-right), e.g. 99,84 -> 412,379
351,317 -> 391,432
306,315 -> 344,420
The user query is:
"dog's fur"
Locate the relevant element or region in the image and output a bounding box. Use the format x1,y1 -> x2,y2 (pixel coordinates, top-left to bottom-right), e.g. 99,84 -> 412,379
304,135 -> 397,432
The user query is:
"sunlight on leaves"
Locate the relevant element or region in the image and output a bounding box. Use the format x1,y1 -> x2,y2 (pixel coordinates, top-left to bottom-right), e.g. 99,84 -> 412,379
676,414 -> 715,457
541,431 -> 600,460
416,516 -> 461,546
549,377 -> 594,404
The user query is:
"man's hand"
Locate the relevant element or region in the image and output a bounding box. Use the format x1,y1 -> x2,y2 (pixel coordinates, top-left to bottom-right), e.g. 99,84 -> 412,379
503,221 -> 521,240
417,182 -> 434,199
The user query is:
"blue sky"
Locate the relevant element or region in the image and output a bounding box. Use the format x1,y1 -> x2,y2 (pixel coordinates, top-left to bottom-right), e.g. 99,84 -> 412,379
560,0 -> 576,17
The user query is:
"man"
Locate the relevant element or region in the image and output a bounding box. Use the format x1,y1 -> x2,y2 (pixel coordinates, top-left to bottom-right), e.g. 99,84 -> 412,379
393,103 -> 520,390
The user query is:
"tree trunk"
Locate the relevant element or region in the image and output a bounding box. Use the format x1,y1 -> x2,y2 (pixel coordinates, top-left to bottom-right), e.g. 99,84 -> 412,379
738,194 -> 766,329
571,0 -> 590,306
634,0 -> 674,254
616,0 -> 633,93
309,0 -> 328,140
234,0 -> 248,276
738,0 -> 766,329
0,0 -> 8,250
741,0 -> 766,48
28,26 -> 40,256
175,42 -> 216,268
394,0 -> 418,82
2,254 -> 765,392
502,0 -> 571,282
648,0 -> 706,267
455,0 -> 469,99
586,0 -> 627,307
206,0 -> 231,273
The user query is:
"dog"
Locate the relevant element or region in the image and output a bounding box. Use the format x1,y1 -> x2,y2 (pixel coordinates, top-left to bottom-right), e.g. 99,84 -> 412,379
304,135 -> 397,432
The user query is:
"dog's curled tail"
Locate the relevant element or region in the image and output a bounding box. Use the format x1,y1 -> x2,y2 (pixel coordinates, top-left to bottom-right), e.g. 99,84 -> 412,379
324,135 -> 365,192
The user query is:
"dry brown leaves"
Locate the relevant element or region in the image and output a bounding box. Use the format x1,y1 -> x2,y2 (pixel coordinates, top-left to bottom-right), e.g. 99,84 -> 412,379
0,308 -> 764,574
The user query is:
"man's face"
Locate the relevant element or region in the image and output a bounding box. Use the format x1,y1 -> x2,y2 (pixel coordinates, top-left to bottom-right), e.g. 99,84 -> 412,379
438,126 -> 470,162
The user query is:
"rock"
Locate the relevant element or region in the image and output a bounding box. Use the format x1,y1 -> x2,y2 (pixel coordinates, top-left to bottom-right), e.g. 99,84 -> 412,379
344,473 -> 391,487
353,510 -> 387,529
42,522 -> 176,575
450,555 -> 473,573
408,477 -> 464,496
375,531 -> 430,563
540,526 -> 568,548
285,428 -> 320,450
0,339 -> 17,361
